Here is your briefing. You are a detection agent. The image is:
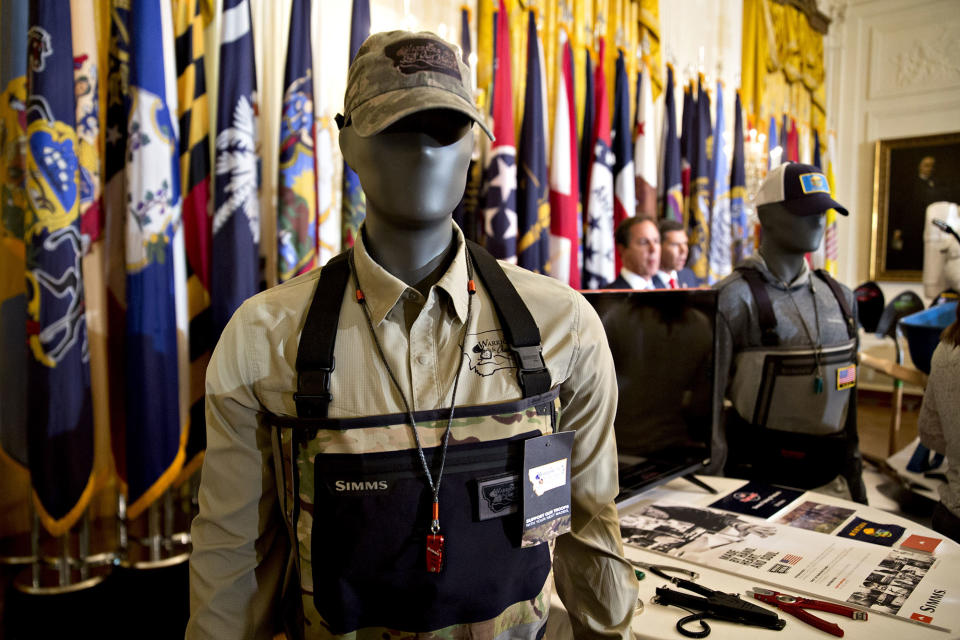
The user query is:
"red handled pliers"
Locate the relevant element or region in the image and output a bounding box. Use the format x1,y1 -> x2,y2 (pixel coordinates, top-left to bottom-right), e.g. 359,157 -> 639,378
747,587 -> 867,637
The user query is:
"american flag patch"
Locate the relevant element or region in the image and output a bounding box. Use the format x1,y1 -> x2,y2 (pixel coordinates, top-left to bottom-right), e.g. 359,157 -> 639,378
837,365 -> 857,390
780,554 -> 802,565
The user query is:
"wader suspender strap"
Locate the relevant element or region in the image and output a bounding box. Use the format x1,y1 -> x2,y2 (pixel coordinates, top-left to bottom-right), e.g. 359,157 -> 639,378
465,240 -> 551,398
294,251 -> 352,419
813,269 -> 857,340
736,266 -> 857,347
294,243 -> 549,418
736,267 -> 779,346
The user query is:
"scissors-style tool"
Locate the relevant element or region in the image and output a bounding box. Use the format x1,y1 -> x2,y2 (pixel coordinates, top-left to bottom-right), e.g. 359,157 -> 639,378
653,577 -> 785,637
748,587 -> 867,637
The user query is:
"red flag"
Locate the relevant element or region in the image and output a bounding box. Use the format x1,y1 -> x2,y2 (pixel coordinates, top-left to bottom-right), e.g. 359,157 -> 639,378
634,60 -> 657,217
548,31 -> 579,288
787,117 -> 799,163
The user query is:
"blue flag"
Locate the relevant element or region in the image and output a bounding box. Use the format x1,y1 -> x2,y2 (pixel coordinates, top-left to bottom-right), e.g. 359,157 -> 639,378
212,0 -> 260,337
813,127 -> 822,171
687,76 -> 711,281
277,0 -> 317,283
23,0 -> 95,535
707,81 -> 730,284
460,6 -> 472,64
611,50 -> 635,275
123,0 -> 187,519
0,0 -> 29,473
516,11 -> 548,273
679,80 -> 693,200
768,114 -> 778,169
342,0 -> 370,248
660,65 -> 682,223
730,91 -> 750,264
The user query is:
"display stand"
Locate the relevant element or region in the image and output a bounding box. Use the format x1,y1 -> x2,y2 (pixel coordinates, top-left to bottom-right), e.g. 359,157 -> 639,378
118,488 -> 191,569
13,507 -> 113,595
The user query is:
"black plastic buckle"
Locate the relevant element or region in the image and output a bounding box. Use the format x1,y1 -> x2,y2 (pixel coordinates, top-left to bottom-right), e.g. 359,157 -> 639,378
294,358 -> 335,418
512,344 -> 545,373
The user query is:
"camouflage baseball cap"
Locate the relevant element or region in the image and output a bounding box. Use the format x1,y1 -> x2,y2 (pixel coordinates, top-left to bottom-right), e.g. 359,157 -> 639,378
339,30 -> 493,140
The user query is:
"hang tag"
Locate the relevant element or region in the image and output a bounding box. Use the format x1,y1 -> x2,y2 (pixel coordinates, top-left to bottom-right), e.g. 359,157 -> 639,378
521,431 -> 574,548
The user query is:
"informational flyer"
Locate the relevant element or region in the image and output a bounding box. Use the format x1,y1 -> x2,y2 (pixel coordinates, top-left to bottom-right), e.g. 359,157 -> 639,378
776,500 -> 856,534
620,500 -> 959,633
708,481 -> 803,518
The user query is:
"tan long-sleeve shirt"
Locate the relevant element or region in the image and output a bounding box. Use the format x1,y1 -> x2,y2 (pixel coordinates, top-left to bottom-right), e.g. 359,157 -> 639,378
187,224 -> 638,639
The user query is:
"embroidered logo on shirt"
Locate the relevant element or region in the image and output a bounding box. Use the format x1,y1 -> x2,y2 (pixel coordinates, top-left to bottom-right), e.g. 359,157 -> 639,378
465,330 -> 516,377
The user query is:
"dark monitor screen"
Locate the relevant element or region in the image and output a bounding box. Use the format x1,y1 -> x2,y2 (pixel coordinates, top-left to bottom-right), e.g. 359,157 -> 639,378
582,288 -> 719,501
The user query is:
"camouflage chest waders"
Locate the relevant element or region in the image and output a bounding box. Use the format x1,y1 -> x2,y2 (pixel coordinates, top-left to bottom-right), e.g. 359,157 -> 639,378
268,242 -> 561,638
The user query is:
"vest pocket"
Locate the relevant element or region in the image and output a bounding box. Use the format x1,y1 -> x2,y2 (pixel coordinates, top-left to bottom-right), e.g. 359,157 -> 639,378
309,432 -> 551,634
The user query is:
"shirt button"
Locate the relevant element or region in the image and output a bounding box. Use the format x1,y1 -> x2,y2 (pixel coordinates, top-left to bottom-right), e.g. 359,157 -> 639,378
416,354 -> 428,366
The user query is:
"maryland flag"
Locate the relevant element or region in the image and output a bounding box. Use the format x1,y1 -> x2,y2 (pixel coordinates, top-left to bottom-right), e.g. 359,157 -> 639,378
174,0 -> 212,480
212,0 -> 260,336
0,0 -> 29,474
342,0 -> 370,248
277,0 -> 317,283
23,0 -> 95,535
120,0 -> 188,519
516,10 -> 549,273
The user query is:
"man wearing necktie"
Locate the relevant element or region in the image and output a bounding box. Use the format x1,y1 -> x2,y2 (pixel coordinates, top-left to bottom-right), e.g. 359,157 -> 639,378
606,217 -> 663,289
656,218 -> 700,288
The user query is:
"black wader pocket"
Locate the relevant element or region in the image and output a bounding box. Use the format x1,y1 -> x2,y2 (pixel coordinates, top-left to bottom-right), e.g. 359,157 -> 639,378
310,432 -> 551,634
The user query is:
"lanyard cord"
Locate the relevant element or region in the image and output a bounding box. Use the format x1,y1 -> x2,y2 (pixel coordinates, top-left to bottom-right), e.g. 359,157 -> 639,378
780,275 -> 824,390
350,250 -> 476,533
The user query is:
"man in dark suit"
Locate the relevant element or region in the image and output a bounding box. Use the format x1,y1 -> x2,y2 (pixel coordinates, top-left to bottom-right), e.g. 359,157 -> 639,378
607,217 -> 663,289
657,219 -> 700,288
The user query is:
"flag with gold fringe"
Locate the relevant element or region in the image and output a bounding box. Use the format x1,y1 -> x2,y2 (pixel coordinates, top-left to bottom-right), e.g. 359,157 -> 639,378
120,0 -> 188,519
0,0 -> 30,475
660,64 -> 682,223
174,0 -> 213,481
686,75 -> 711,281
24,0 -> 96,535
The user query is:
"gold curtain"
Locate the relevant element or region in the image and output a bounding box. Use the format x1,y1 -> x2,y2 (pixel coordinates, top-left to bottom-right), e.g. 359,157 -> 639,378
741,0 -> 826,146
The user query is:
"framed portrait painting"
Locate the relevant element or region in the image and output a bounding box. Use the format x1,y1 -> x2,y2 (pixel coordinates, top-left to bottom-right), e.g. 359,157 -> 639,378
871,132 -> 960,281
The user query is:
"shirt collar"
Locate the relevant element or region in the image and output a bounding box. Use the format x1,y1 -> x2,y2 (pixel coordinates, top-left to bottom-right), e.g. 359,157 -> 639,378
620,267 -> 656,290
744,252 -> 812,290
352,222 -> 470,326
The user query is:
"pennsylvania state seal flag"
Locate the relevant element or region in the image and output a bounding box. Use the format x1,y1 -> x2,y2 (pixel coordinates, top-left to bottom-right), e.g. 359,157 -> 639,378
23,0 -> 96,536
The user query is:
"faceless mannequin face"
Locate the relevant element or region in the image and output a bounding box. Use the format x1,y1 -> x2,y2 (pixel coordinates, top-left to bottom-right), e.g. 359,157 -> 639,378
339,108 -> 474,228
758,202 -> 826,255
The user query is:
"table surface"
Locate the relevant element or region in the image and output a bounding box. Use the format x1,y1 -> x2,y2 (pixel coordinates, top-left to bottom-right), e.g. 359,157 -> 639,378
546,475 -> 960,640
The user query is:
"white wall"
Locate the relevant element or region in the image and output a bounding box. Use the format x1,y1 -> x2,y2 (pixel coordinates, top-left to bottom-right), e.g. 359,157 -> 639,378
825,0 -> 960,388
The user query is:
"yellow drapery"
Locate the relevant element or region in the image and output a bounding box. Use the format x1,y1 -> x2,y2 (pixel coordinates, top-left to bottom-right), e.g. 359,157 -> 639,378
741,0 -> 827,152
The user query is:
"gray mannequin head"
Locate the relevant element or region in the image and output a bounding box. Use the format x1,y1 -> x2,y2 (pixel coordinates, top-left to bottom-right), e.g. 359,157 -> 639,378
337,30 -> 493,284
753,162 -> 848,282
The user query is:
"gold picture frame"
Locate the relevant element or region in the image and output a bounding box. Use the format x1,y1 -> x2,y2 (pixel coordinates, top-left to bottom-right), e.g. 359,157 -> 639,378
870,131 -> 960,281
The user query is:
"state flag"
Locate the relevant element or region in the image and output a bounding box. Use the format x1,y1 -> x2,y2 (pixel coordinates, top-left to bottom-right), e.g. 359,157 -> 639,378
660,64 -> 682,222
583,38 -> 615,289
481,0 -> 517,262
516,10 -> 549,273
730,90 -> 751,264
707,81 -> 730,284
611,49 -> 635,276
686,75 -> 711,281
341,0 -> 370,248
23,0 -> 96,535
634,60 -> 657,217
548,30 -> 579,288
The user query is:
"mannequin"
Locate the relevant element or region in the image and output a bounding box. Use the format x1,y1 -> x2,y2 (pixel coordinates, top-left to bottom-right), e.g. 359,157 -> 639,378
188,30 -> 637,640
339,108 -> 472,291
712,162 -> 866,503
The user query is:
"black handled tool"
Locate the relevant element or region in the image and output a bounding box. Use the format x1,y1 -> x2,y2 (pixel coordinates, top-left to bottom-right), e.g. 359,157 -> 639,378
653,577 -> 785,638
